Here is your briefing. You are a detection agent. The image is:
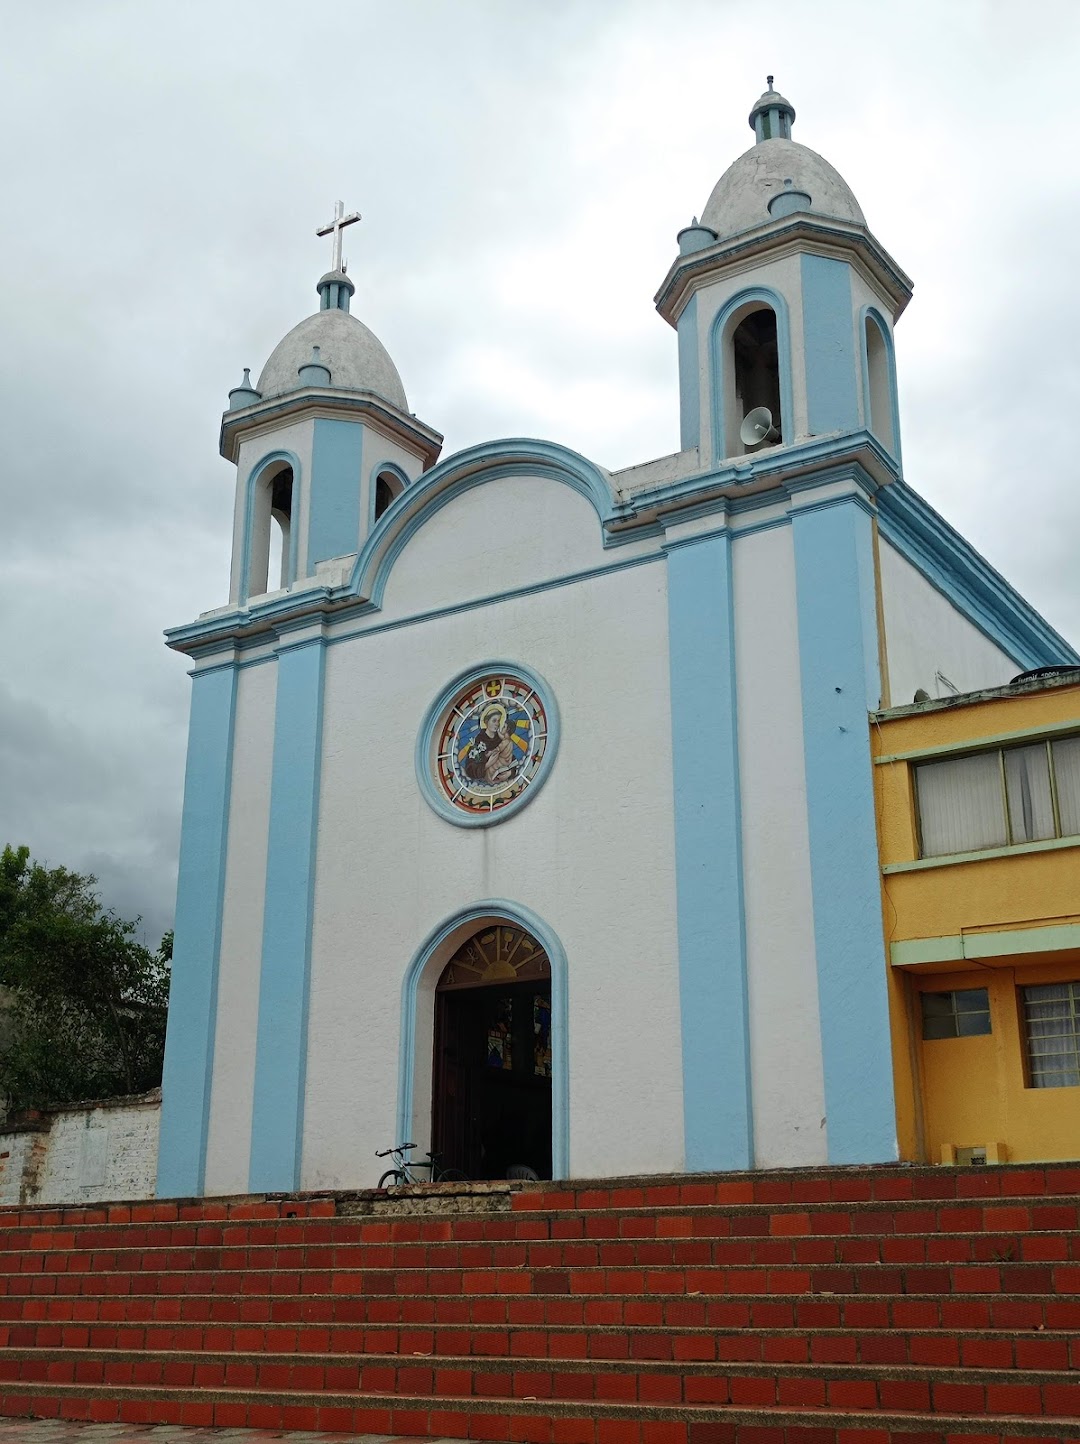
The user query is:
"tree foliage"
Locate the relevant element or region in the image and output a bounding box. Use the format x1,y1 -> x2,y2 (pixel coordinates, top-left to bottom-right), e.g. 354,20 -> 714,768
0,846 -> 170,1109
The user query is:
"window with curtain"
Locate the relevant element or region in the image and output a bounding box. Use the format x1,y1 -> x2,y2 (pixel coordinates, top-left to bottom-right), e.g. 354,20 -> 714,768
914,735 -> 1080,857
1022,982 -> 1080,1088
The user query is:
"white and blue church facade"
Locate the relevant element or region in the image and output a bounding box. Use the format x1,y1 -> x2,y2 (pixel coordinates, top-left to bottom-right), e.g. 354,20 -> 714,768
156,84 -> 1077,1197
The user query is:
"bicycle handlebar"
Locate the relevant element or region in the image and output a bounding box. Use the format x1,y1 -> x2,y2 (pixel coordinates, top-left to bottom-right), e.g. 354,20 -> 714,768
375,1142 -> 417,1157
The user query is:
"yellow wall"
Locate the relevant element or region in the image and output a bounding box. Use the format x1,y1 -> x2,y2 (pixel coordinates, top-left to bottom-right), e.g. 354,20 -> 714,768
872,680 -> 1080,1164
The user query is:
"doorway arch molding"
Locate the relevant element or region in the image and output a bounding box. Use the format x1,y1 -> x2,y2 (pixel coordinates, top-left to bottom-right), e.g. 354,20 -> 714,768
398,899 -> 569,1179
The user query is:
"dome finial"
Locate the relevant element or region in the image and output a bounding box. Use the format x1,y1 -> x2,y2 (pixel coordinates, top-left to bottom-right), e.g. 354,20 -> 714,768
749,77 -> 795,142
315,199 -> 361,313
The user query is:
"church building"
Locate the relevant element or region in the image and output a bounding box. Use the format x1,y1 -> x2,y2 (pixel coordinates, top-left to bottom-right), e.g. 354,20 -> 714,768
156,83 -> 1077,1199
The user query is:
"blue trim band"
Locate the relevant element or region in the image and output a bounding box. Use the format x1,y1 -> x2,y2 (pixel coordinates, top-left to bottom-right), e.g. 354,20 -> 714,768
666,530 -> 752,1169
878,482 -> 1079,669
239,450 -> 302,602
248,636 -> 326,1191
414,660 -> 560,829
791,497 -> 897,1164
801,254 -> 860,436
677,293 -> 700,453
398,900 -> 570,1179
709,287 -> 795,467
308,419 -> 363,572
156,663 -> 238,1197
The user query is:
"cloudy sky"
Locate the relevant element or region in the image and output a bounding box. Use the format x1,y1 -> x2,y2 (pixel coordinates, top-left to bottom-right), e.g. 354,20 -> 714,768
3,1 -> 1078,942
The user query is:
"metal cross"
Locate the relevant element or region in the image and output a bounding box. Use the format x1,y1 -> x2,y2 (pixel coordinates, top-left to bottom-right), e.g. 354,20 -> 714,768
316,200 -> 361,274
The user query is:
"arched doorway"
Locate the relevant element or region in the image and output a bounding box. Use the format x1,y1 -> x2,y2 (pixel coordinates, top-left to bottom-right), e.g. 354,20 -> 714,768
432,923 -> 553,1180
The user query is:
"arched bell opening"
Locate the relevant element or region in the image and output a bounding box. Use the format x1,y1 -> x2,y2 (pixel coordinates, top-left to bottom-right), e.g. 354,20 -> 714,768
432,923 -> 553,1181
246,460 -> 295,598
862,307 -> 900,461
728,305 -> 783,457
373,469 -> 404,522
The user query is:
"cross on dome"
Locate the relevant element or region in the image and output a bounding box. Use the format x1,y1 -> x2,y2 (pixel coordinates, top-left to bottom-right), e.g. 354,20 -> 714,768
316,199 -> 361,275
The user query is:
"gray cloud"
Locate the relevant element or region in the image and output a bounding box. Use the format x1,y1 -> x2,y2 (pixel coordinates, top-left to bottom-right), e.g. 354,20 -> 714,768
2,0 -> 1078,933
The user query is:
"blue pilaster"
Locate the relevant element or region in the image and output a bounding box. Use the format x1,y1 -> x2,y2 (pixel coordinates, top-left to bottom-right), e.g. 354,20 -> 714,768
791,493 -> 897,1164
666,529 -> 752,1170
156,662 -> 238,1197
677,294 -> 700,453
248,632 -> 326,1192
801,254 -> 860,436
308,418 -> 364,570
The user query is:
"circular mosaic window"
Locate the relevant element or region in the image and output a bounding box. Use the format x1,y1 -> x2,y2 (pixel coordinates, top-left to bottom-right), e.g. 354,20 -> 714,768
417,665 -> 558,827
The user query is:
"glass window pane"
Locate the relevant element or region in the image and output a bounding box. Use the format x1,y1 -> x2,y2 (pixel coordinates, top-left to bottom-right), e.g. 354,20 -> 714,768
916,753 -> 1007,856
1005,745 -> 1055,843
1052,736 -> 1080,837
955,988 -> 990,1013
923,1014 -> 957,1040
1023,981 -> 1080,1088
921,992 -> 954,1018
957,1008 -> 992,1037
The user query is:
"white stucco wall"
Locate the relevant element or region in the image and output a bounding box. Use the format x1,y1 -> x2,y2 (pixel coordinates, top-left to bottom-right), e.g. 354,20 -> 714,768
303,477 -> 683,1188
0,1096 -> 159,1206
375,473 -> 654,625
203,660 -> 277,1195
732,524 -> 828,1166
879,540 -> 1018,705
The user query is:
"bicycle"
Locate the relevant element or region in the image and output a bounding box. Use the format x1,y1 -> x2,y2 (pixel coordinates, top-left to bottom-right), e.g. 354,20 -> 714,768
375,1142 -> 469,1188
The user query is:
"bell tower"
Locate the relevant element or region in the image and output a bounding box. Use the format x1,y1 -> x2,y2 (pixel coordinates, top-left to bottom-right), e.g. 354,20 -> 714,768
656,80 -> 911,468
219,201 -> 442,609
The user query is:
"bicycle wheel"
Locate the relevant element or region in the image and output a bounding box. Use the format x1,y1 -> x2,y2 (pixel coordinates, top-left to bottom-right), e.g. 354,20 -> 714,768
378,1169 -> 407,1190
436,1167 -> 469,1183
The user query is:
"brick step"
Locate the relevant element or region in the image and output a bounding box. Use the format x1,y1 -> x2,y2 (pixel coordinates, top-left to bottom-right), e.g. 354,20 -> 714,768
511,1166 -> 1080,1211
4,1319 -> 1078,1370
3,1229 -> 1075,1275
1,1259 -> 1075,1300
5,1346 -> 1080,1417
8,1289 -> 1080,1332
4,1196 -> 1077,1256
0,1380 -> 1078,1443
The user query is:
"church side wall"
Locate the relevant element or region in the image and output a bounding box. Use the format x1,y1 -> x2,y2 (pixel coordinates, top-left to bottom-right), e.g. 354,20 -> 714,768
878,540 -> 1019,705
303,482 -> 682,1188
203,660 -> 277,1195
732,523 -> 828,1166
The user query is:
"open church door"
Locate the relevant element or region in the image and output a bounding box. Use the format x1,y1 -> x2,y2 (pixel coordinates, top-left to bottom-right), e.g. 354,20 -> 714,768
432,924 -> 553,1181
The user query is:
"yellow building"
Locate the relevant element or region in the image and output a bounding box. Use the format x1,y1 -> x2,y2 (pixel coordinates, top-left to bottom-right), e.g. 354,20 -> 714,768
874,668 -> 1080,1164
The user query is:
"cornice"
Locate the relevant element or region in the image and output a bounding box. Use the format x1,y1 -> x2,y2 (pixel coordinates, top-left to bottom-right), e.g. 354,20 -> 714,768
654,216 -> 913,327
219,387 -> 444,467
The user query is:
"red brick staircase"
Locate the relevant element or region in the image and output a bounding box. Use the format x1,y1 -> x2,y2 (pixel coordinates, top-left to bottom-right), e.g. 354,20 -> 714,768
0,1163 -> 1078,1443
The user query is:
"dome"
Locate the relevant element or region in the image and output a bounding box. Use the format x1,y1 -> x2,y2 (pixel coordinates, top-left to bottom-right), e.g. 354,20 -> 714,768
700,138 -> 865,241
256,308 -> 409,411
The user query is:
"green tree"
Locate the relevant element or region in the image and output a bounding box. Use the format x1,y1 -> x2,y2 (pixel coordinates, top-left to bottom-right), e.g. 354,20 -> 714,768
0,845 -> 170,1109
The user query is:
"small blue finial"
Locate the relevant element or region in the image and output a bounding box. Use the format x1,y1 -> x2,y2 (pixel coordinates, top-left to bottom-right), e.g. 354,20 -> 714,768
227,366 -> 262,411
298,344 -> 332,388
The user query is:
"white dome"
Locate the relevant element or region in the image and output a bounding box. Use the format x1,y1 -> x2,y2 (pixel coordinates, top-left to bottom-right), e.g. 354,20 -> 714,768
700,138 -> 865,240
257,309 -> 408,411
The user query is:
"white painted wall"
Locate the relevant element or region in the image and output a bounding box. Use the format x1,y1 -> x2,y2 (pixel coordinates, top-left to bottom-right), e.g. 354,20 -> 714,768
375,474 -> 653,625
732,524 -> 828,1166
203,660 -> 277,1195
0,1095 -> 159,1206
304,483 -> 682,1188
879,540 -> 1018,705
